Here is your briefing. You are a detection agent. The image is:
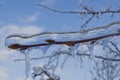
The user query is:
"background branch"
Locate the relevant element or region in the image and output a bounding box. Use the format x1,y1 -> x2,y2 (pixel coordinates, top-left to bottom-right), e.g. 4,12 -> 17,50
38,4 -> 120,15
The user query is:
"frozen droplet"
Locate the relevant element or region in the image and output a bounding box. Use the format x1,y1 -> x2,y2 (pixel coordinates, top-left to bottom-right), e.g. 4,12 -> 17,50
51,74 -> 60,80
33,67 -> 42,73
48,65 -> 55,70
40,46 -> 51,54
99,12 -> 102,16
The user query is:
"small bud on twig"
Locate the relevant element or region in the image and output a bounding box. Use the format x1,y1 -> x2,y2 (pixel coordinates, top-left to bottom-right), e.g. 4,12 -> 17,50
45,39 -> 55,43
66,42 -> 75,46
8,44 -> 21,49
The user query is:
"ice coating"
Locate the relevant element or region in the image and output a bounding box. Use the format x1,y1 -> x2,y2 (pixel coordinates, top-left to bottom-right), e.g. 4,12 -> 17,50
5,25 -> 119,48
5,24 -> 120,79
32,64 -> 60,80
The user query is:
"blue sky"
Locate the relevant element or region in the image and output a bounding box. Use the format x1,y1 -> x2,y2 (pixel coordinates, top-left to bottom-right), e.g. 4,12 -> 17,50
0,0 -> 120,80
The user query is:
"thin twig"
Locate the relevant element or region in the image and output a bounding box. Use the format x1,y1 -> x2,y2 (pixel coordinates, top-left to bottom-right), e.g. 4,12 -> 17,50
81,14 -> 95,28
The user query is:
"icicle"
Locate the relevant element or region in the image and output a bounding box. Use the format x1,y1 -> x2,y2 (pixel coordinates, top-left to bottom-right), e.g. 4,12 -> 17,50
102,38 -> 109,50
88,42 -> 95,60
70,44 -> 80,56
24,53 -> 30,79
33,67 -> 42,74
40,45 -> 51,54
20,49 -> 30,79
48,65 -> 55,70
51,73 -> 60,80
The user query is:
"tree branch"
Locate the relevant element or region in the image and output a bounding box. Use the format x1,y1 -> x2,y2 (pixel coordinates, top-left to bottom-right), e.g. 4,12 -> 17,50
110,41 -> 120,53
38,4 -> 120,15
77,53 -> 120,61
14,50 -> 120,62
81,14 -> 95,28
8,32 -> 120,50
6,21 -> 120,39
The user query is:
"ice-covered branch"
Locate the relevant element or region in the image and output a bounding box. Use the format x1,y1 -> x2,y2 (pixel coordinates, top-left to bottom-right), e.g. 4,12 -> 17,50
38,4 -> 120,15
81,14 -> 95,28
7,32 -> 120,50
37,4 -> 120,29
32,65 -> 60,80
110,41 -> 120,53
77,53 -> 120,61
6,21 -> 120,39
14,52 -> 120,62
